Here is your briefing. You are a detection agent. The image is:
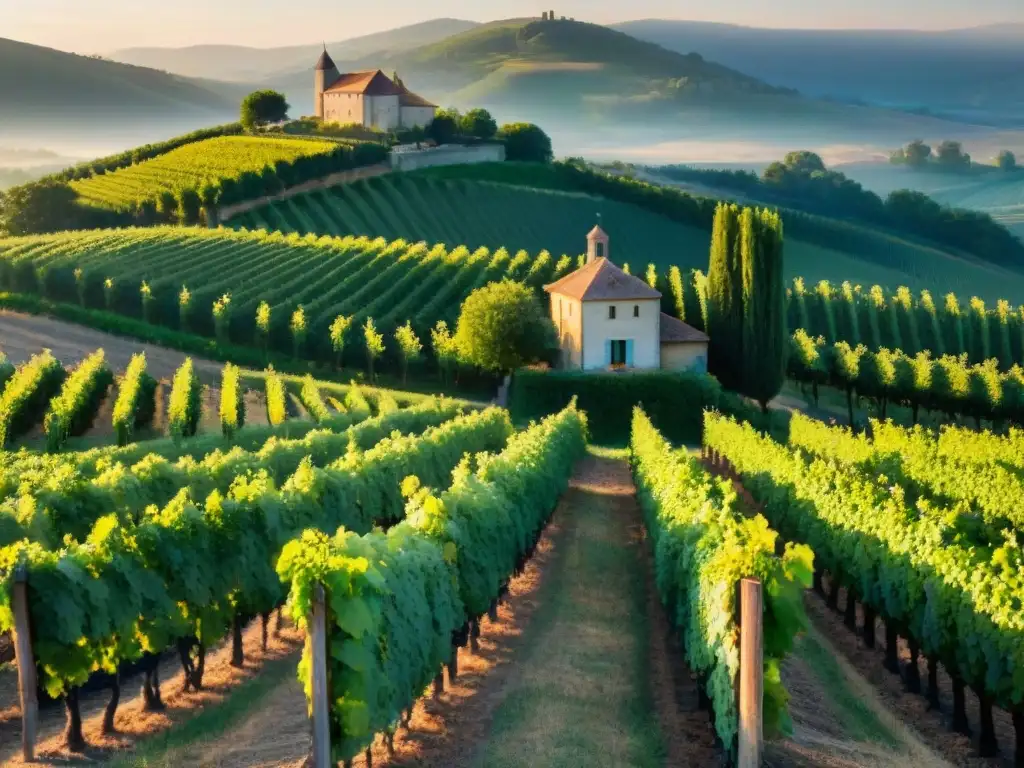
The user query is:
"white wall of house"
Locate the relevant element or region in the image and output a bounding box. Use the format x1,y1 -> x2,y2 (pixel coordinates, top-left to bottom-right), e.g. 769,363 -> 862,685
400,105 -> 436,128
581,299 -> 661,370
660,342 -> 709,373
550,293 -> 583,369
365,94 -> 401,131
322,92 -> 364,124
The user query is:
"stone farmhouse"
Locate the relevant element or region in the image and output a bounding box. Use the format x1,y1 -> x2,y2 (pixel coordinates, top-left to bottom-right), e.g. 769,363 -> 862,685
313,48 -> 437,131
545,226 -> 709,372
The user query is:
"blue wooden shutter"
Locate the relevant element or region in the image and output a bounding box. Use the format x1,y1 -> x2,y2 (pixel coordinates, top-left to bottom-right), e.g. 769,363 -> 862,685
604,340 -> 612,366
626,339 -> 634,367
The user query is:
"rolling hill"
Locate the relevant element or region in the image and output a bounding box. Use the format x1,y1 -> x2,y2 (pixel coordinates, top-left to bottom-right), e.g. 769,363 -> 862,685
225,168 -> 1024,301
613,20 -> 1024,125
107,18 -> 480,83
265,18 -> 791,117
0,37 -> 243,148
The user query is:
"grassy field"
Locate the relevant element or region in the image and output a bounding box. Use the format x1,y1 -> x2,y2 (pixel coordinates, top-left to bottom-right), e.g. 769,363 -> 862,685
70,136 -> 339,209
228,170 -> 1024,301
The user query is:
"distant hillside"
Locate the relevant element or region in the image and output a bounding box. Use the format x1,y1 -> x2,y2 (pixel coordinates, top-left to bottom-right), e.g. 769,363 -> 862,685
108,19 -> 480,82
266,18 -> 791,118
0,37 -> 243,127
613,20 -> 1024,125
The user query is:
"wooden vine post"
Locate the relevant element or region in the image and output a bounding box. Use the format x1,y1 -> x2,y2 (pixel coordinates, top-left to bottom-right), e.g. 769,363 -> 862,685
309,583 -> 331,768
738,578 -> 764,768
12,564 -> 38,762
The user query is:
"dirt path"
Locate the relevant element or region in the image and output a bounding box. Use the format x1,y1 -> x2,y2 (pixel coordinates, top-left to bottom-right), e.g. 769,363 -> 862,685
131,452 -> 713,768
0,309 -> 224,384
217,163 -> 391,222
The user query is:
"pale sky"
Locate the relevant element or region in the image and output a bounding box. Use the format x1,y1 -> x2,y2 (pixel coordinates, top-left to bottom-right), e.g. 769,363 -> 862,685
4,0 -> 1023,52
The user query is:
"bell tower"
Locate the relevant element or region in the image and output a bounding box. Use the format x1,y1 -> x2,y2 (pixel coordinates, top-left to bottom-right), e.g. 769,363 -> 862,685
586,219 -> 609,263
314,45 -> 340,120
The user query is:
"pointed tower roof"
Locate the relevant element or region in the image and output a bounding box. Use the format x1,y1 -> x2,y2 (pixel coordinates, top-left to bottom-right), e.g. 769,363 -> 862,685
315,46 -> 336,72
587,224 -> 608,240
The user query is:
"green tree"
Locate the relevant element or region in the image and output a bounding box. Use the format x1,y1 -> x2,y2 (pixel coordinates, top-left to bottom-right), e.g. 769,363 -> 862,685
290,306 -> 307,359
782,150 -> 826,175
176,187 -> 202,225
364,318 -> 385,380
395,322 -> 423,384
140,281 -> 154,324
178,285 -> 193,331
934,140 -> 971,171
705,202 -> 745,389
995,150 -> 1017,171
255,301 -> 271,354
431,320 -> 458,383
739,208 -> 787,410
156,190 -> 177,222
892,139 -> 931,167
329,315 -> 352,369
454,280 -> 555,374
426,113 -> 459,145
212,293 -> 232,344
0,180 -> 80,235
240,90 -> 290,130
460,108 -> 498,140
500,123 -> 553,163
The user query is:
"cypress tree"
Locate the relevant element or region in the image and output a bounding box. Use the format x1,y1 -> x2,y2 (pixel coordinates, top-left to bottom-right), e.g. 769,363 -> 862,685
942,293 -> 967,356
839,281 -> 862,345
740,209 -> 787,410
686,269 -> 707,332
705,203 -> 744,389
667,266 -> 686,320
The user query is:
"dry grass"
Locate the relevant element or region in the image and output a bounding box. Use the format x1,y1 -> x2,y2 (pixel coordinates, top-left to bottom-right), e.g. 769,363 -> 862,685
0,618 -> 303,767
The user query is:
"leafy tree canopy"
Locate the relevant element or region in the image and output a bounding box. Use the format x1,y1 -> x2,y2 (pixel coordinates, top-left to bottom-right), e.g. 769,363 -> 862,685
240,90 -> 290,129
0,180 -> 81,236
500,123 -> 553,163
460,108 -> 498,140
454,280 -> 555,373
996,150 -> 1017,171
426,113 -> 459,145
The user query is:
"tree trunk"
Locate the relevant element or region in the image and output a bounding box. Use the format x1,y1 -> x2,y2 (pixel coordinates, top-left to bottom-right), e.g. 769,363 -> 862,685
177,636 -> 197,692
64,687 -> 86,752
844,589 -> 857,630
979,694 -> 999,756
927,657 -> 941,710
951,677 -> 971,736
862,605 -> 876,648
884,621 -> 901,675
488,601 -> 499,622
470,619 -> 480,653
275,605 -> 284,636
231,614 -> 244,668
827,576 -> 840,610
102,672 -> 120,734
813,567 -> 824,595
905,639 -> 922,694
366,747 -> 373,767
193,643 -> 207,690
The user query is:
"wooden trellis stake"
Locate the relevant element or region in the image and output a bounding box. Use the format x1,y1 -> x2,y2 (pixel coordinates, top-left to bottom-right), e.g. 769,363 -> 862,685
12,564 -> 38,762
738,578 -> 764,768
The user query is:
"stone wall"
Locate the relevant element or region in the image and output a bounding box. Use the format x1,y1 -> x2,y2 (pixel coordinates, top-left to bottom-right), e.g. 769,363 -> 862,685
390,143 -> 505,171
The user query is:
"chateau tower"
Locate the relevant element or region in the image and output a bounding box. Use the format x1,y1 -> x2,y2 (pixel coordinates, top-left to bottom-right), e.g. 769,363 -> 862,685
313,45 -> 339,119
586,223 -> 609,263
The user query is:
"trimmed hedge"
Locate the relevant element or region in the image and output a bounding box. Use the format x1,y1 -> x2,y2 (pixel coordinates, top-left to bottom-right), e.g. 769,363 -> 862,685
508,368 -> 789,445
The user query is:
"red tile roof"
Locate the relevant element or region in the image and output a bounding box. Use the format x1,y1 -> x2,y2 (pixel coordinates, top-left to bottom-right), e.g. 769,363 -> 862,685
660,313 -> 709,343
324,69 -> 403,96
544,258 -> 662,302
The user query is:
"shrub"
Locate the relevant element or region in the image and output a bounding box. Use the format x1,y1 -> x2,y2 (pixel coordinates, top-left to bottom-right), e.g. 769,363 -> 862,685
0,351 -> 66,447
298,374 -> 330,423
111,353 -> 157,445
265,367 -> 287,426
220,363 -> 245,439
509,368 -> 788,445
43,349 -> 113,452
167,357 -> 202,440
